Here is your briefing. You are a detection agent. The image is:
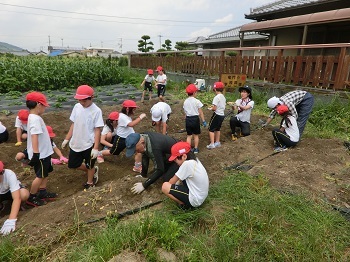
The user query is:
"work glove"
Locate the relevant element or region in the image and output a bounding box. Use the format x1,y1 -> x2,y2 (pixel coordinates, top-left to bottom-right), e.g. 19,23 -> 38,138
90,149 -> 99,159
131,182 -> 145,194
61,139 -> 69,149
28,153 -> 40,167
259,119 -> 267,128
51,158 -> 62,165
60,156 -> 68,164
227,102 -> 235,107
202,121 -> 207,127
139,113 -> 146,120
1,219 -> 17,235
15,141 -> 22,146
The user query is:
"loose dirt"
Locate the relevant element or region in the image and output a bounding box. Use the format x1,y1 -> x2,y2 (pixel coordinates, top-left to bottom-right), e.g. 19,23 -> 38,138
1,95 -> 350,246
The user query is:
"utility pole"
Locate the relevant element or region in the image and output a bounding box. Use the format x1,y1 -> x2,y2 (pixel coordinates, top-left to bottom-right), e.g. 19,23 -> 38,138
118,38 -> 122,53
61,38 -> 63,47
48,35 -> 51,46
158,34 -> 163,49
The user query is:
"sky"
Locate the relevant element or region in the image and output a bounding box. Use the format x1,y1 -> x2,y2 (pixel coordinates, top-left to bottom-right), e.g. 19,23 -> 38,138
0,0 -> 268,53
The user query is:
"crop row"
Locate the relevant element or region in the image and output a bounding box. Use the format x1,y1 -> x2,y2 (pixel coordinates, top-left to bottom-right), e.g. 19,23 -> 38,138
0,55 -> 128,93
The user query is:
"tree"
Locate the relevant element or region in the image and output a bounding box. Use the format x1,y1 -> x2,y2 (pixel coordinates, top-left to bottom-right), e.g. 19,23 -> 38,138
138,35 -> 154,53
161,39 -> 172,51
174,41 -> 196,51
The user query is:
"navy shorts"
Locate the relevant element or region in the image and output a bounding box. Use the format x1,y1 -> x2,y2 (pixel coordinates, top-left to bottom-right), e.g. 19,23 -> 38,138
68,147 -> 96,169
169,183 -> 192,207
109,135 -> 126,155
33,156 -> 53,178
157,84 -> 166,97
144,82 -> 153,92
208,113 -> 225,132
186,116 -> 201,135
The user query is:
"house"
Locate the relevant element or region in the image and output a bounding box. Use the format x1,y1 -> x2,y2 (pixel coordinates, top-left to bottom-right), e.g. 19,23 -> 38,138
31,50 -> 47,56
84,47 -> 121,58
240,0 -> 350,56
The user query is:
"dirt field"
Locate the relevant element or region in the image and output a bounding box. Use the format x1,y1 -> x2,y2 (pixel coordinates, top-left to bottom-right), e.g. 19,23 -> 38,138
1,95 -> 350,246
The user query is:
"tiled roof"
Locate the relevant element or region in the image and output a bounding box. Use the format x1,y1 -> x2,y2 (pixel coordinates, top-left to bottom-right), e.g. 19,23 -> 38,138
248,0 -> 326,15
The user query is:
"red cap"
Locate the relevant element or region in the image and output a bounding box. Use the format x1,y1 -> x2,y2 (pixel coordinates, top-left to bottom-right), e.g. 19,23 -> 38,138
74,85 -> 94,100
156,66 -> 163,72
213,82 -> 224,89
147,69 -> 154,75
108,111 -> 119,121
122,100 -> 138,108
46,126 -> 56,138
26,92 -> 49,107
18,109 -> 29,123
0,161 -> 4,172
186,84 -> 198,94
169,142 -> 191,161
276,104 -> 289,115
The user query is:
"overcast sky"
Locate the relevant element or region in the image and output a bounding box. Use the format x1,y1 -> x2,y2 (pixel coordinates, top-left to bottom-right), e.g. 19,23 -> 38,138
0,0 -> 268,53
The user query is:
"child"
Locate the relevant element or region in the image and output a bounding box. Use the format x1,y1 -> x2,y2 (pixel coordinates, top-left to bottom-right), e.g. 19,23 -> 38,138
155,66 -> 167,102
229,85 -> 254,141
0,121 -> 9,144
14,109 -> 29,146
97,111 -> 119,164
15,126 -> 68,166
150,101 -> 172,135
183,84 -> 206,154
140,69 -> 156,103
272,104 -> 300,152
0,161 -> 30,235
46,126 -> 68,165
161,141 -> 209,209
207,82 -> 226,149
98,100 -> 146,173
61,85 -> 104,189
25,91 -> 57,207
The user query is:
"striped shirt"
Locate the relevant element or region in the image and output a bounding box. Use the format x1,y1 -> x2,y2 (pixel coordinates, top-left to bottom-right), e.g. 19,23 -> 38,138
269,90 -> 306,119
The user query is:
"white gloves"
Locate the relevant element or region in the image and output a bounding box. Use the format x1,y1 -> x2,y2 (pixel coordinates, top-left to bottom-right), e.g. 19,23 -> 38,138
131,182 -> 145,194
139,113 -> 146,120
1,219 -> 17,235
91,149 -> 99,159
61,139 -> 69,149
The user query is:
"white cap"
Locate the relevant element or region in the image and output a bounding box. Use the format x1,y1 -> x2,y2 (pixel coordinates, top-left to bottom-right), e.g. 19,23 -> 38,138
267,96 -> 281,109
151,108 -> 162,121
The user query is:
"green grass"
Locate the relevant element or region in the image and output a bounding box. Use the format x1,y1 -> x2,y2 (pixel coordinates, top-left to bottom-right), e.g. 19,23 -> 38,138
1,173 -> 349,261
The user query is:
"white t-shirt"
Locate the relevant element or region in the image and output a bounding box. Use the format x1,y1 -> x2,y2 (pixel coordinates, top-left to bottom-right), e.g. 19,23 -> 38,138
101,125 -> 117,136
212,93 -> 226,116
0,121 -> 6,133
27,114 -> 53,159
235,98 -> 254,123
116,113 -> 134,138
14,116 -> 27,131
156,74 -> 167,85
150,102 -> 172,122
69,103 -> 104,152
282,115 -> 300,142
183,97 -> 203,116
0,169 -> 21,194
144,75 -> 155,83
175,159 -> 209,207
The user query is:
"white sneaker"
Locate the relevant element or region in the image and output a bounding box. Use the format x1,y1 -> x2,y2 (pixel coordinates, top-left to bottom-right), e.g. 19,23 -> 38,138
206,144 -> 215,149
214,142 -> 221,148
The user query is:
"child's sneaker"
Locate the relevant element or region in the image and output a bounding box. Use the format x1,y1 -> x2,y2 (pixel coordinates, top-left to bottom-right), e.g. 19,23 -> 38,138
214,142 -> 221,148
93,166 -> 99,184
38,191 -> 58,201
133,165 -> 142,173
206,144 -> 215,149
231,134 -> 238,141
83,183 -> 95,190
26,196 -> 47,207
273,146 -> 287,153
192,148 -> 199,154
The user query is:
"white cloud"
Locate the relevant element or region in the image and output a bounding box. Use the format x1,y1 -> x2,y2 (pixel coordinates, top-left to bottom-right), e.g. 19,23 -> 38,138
214,14 -> 233,24
189,27 -> 213,38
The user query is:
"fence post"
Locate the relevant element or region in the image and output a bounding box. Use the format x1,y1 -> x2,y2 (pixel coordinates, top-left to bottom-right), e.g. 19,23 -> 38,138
274,49 -> 283,83
334,47 -> 347,90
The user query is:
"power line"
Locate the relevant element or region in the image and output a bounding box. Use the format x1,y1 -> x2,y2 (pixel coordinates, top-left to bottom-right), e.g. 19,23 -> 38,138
0,2 -> 214,24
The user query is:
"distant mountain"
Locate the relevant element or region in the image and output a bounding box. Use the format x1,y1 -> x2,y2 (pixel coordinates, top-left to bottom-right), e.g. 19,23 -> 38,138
0,41 -> 25,52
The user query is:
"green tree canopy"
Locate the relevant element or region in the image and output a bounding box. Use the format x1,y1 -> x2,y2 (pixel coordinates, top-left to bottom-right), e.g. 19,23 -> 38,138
162,39 -> 172,51
138,35 -> 154,53
174,41 -> 194,51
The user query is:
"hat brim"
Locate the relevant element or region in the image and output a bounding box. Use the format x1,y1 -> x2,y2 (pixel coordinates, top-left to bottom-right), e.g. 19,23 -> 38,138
74,94 -> 90,100
125,147 -> 136,158
49,133 -> 56,138
168,155 -> 177,161
152,116 -> 161,122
